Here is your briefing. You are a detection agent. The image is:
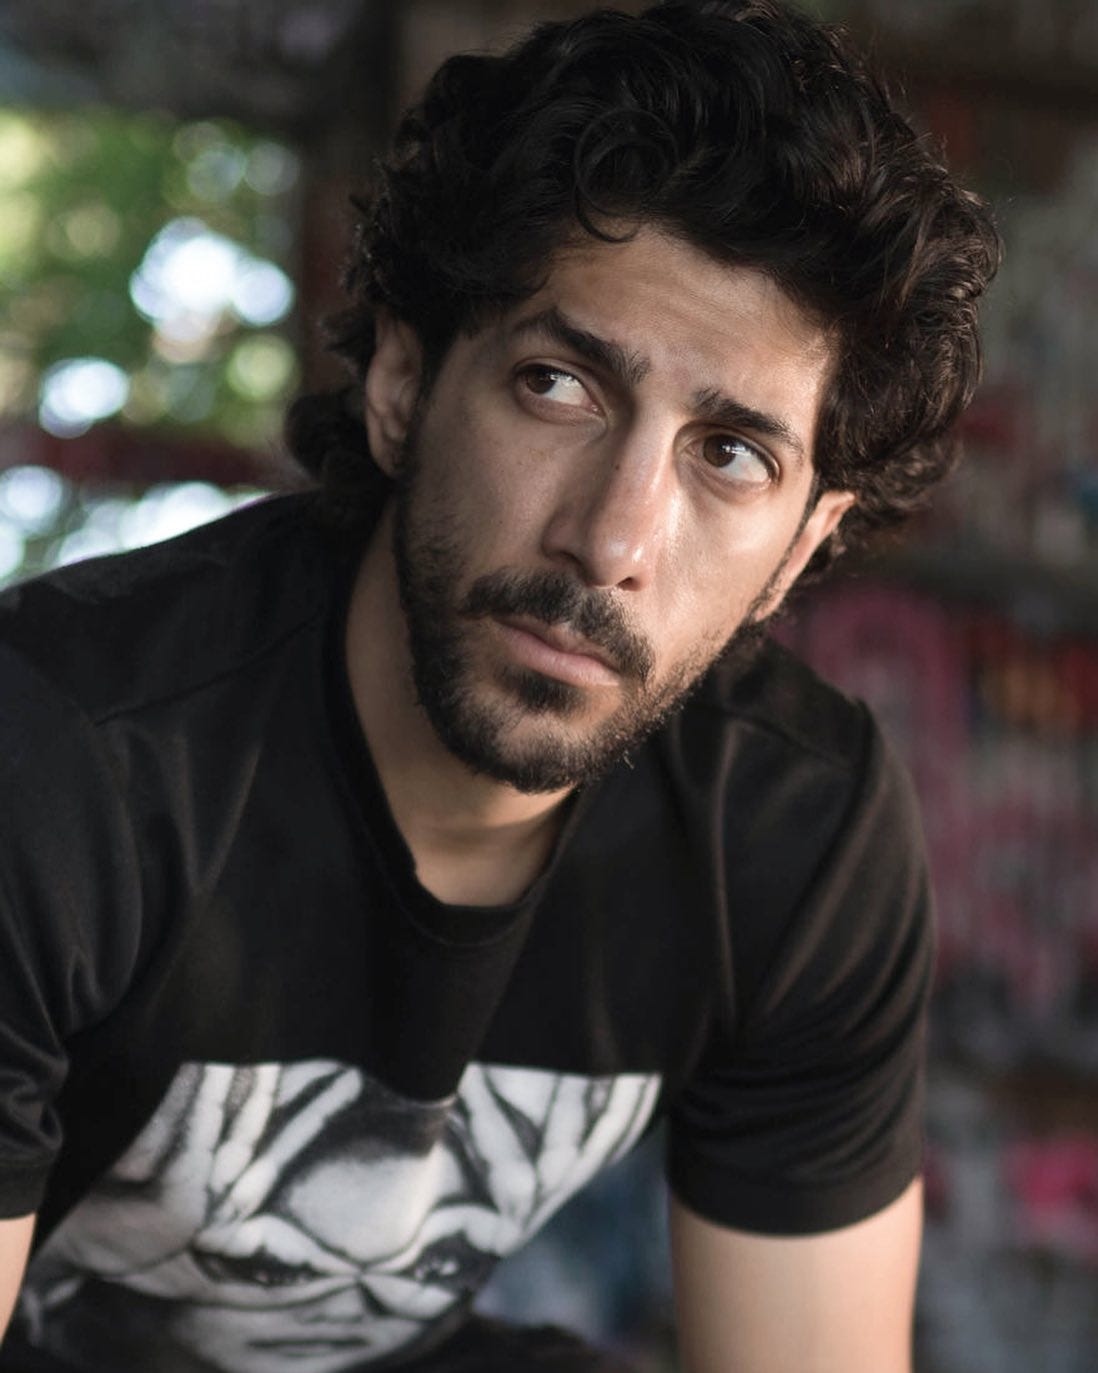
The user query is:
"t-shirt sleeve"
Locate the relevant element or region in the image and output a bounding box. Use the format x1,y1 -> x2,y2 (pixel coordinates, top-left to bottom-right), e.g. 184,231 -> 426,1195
0,644 -> 143,1218
666,715 -> 934,1235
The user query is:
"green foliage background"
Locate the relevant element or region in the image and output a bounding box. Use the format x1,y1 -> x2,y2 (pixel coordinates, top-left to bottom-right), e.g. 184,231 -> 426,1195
0,106 -> 301,448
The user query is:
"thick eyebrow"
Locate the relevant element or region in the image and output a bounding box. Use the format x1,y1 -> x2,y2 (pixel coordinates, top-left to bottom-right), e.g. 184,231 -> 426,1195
693,387 -> 807,469
510,306 -> 651,388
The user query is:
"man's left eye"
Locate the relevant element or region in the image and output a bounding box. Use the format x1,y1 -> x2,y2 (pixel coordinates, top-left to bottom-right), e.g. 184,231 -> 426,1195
700,435 -> 775,487
518,366 -> 590,407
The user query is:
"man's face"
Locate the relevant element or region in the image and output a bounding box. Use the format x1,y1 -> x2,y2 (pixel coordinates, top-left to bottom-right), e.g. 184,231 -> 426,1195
369,226 -> 852,793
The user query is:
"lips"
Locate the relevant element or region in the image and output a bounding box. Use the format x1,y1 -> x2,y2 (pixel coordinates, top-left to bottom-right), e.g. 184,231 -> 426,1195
495,614 -> 619,673
460,569 -> 654,686
487,614 -> 623,690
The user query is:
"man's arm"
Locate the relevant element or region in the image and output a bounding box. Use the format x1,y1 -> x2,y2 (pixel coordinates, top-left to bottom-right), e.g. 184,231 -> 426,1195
671,1177 -> 923,1373
0,1213 -> 34,1340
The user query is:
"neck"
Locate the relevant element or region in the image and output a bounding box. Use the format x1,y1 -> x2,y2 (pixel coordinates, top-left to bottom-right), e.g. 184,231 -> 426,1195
344,504 -> 572,906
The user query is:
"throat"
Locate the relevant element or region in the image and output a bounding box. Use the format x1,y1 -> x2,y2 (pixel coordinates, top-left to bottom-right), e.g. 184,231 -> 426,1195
407,807 -> 566,907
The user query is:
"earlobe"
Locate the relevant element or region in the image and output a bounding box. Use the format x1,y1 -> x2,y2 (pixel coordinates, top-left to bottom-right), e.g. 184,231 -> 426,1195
364,312 -> 424,477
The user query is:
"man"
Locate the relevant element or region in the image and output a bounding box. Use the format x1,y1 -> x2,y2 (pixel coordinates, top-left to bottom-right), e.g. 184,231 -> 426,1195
0,1 -> 998,1370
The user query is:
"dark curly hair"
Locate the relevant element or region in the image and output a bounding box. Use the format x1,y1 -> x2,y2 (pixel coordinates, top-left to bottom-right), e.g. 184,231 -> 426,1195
287,0 -> 1000,574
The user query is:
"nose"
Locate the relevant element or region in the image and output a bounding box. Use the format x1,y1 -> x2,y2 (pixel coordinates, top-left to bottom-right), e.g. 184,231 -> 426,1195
300,1283 -> 378,1323
540,424 -> 674,589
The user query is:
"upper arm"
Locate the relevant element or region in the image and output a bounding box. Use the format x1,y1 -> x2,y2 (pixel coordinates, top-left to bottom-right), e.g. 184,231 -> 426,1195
0,649 -> 144,1273
0,1213 -> 34,1341
670,1177 -> 923,1373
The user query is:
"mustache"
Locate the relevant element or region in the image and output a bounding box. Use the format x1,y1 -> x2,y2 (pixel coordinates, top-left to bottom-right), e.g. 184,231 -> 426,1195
461,569 -> 655,684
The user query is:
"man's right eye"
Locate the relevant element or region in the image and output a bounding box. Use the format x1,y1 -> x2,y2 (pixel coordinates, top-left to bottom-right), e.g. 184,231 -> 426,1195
700,433 -> 776,490
192,1246 -> 327,1287
516,365 -> 592,410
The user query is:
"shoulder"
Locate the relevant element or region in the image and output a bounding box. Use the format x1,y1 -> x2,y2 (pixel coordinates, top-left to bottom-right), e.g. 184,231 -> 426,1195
681,633 -> 873,775
659,635 -> 904,857
0,492 -> 349,1048
0,492 -> 339,724
654,632 -> 928,1034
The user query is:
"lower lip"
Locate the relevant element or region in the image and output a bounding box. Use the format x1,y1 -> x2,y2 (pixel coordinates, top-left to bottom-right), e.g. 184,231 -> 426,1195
249,1340 -> 371,1352
492,620 -> 620,688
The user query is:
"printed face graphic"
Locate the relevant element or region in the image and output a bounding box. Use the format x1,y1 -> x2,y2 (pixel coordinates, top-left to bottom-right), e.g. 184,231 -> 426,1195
371,227 -> 852,793
19,1061 -> 659,1373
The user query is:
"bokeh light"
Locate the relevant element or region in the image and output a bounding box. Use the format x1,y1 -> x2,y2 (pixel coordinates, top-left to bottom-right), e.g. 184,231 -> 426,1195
245,142 -> 300,197
116,481 -> 241,549
231,260 -> 295,327
130,217 -> 294,344
0,114 -> 48,188
38,358 -> 131,436
0,465 -> 68,532
0,524 -> 26,581
227,335 -> 297,401
0,478 -> 265,586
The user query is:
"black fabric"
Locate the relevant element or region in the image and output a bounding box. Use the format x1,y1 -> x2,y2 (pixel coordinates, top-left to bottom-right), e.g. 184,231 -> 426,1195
396,1316 -> 637,1372
0,1315 -> 635,1373
0,494 -> 932,1371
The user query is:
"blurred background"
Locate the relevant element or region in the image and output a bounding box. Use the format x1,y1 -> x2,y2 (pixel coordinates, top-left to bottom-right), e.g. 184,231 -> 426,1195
0,1 -> 1095,1369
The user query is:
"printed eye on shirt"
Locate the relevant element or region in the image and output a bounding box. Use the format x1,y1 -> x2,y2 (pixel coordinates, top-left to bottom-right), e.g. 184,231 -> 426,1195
16,1059 -> 660,1373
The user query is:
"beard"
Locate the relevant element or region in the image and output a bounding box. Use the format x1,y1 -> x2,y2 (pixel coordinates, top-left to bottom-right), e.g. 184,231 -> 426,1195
391,434 -> 779,795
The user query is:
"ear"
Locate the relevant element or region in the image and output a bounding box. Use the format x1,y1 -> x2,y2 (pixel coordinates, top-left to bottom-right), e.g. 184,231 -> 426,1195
753,487 -> 856,621
364,312 -> 424,477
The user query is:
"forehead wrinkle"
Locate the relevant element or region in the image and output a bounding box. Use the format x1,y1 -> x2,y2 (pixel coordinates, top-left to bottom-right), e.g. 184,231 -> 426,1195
692,386 -> 807,469
510,306 -> 651,388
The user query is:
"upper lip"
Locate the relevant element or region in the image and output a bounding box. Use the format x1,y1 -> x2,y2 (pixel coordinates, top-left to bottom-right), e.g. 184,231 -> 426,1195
496,614 -> 619,673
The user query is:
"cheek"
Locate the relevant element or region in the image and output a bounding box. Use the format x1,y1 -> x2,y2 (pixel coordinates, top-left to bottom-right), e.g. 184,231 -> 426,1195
420,407 -> 565,549
666,493 -> 809,604
650,533 -> 781,664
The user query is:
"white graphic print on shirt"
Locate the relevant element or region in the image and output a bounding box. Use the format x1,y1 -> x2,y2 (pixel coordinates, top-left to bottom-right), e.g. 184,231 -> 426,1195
18,1060 -> 661,1373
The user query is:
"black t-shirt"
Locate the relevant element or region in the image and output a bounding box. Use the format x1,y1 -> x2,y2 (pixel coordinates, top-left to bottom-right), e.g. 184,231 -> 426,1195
0,494 -> 932,1373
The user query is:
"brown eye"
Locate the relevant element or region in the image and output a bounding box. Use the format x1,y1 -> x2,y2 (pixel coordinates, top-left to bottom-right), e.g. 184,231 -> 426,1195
518,366 -> 591,408
701,435 -> 774,487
